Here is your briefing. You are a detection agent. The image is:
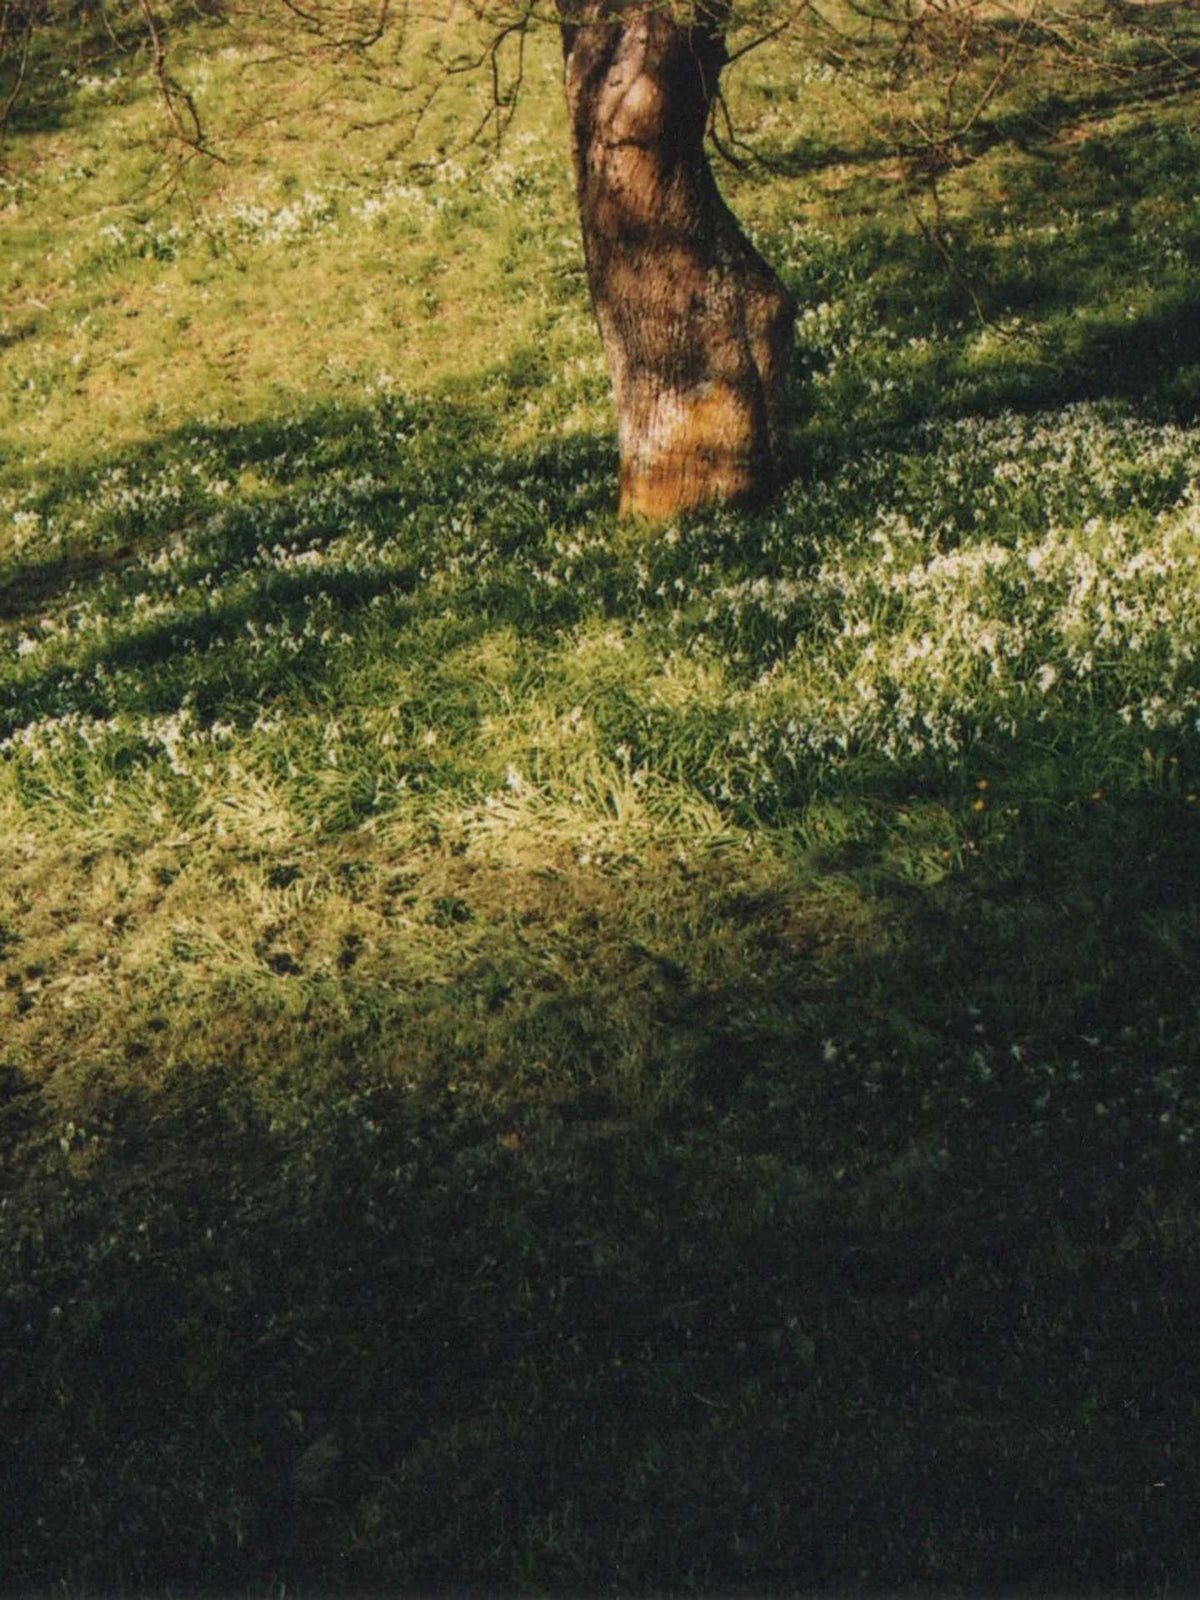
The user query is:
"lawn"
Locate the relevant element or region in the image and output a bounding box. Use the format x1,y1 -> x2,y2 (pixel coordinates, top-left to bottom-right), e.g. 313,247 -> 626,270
3,5 -> 1200,1592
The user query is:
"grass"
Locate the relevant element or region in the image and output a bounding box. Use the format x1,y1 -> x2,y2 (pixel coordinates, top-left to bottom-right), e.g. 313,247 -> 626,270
3,5 -> 1200,1594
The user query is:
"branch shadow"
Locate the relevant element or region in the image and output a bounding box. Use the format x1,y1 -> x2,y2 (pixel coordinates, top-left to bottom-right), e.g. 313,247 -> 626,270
1,386 -> 617,736
733,9 -> 1200,186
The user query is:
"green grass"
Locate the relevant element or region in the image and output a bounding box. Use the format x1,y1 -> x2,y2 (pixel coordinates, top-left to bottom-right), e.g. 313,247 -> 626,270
3,7 -> 1200,1594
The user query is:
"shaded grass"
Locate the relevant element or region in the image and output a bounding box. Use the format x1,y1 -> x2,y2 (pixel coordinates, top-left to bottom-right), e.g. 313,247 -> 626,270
5,785 -> 1199,1592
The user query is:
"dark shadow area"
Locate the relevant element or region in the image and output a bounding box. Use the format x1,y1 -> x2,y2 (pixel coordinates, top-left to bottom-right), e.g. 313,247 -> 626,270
1067,289 -> 1200,409
0,2 -> 229,146
3,754 -> 1199,1593
0,318 -> 38,355
5,387 -> 613,568
775,201 -> 1200,486
0,540 -> 141,624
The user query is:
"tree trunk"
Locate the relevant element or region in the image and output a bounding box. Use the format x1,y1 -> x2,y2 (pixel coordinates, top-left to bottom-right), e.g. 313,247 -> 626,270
561,5 -> 796,519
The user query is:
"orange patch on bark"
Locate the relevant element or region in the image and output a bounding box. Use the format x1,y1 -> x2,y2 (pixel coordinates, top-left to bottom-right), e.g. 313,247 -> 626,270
619,383 -> 762,519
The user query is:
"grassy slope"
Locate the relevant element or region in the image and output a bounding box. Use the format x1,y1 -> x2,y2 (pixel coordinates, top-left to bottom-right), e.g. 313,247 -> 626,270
3,9 -> 1200,1593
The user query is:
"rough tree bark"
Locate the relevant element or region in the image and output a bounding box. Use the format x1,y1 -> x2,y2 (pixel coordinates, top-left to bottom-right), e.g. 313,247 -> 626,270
560,3 -> 796,519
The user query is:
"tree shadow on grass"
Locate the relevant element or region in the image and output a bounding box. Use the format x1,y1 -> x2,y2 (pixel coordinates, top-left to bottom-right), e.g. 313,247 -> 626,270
735,5 -> 1200,187
773,84 -> 1200,462
0,386 -> 618,736
780,251 -> 1200,494
3,710 -> 1199,1595
0,5 -> 224,147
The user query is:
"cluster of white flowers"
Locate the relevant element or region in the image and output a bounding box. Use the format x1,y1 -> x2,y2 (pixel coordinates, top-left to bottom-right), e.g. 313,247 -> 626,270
0,706 -> 235,775
73,71 -> 124,96
223,188 -> 339,246
75,183 -> 347,275
352,180 -> 433,223
656,403 -> 1200,792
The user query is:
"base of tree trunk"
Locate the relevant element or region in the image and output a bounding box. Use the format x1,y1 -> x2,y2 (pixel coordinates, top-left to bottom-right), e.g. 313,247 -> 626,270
563,9 -> 795,519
